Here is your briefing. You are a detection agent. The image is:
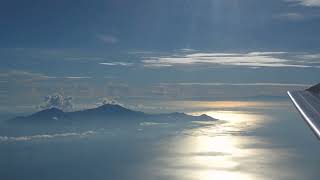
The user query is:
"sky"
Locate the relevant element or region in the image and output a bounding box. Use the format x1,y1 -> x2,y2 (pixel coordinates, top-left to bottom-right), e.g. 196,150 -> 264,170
1,0 -> 320,112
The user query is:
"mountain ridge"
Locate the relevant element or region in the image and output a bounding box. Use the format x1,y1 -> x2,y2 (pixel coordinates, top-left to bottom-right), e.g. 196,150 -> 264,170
9,104 -> 216,123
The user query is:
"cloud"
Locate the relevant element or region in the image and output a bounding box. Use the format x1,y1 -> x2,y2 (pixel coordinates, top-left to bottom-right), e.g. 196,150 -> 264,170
186,53 -> 241,57
39,93 -> 74,111
286,0 -> 320,7
64,76 -> 92,79
274,13 -> 305,21
128,50 -> 154,55
142,51 -> 315,68
95,97 -> 123,107
1,70 -> 94,81
179,48 -> 198,53
1,71 -> 93,82
0,70 -> 56,80
143,64 -> 173,68
161,83 -> 311,87
64,57 -> 105,61
102,98 -> 119,105
297,53 -> 320,60
99,62 -> 133,66
140,122 -> 169,126
274,12 -> 320,21
0,131 -> 95,142
97,34 -> 119,44
247,52 -> 288,56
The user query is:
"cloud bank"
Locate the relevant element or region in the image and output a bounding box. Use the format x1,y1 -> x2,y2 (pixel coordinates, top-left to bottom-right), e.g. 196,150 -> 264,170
0,131 -> 95,143
143,51 -> 316,68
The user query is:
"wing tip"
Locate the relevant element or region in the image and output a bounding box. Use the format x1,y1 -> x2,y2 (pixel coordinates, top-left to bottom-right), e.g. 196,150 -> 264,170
287,90 -> 320,140
306,83 -> 320,93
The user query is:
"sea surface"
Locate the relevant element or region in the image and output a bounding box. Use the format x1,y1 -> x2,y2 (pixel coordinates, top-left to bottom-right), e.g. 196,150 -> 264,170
1,99 -> 320,180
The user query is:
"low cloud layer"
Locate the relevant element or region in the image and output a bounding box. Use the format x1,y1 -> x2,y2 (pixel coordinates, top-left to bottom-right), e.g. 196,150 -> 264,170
0,131 -> 95,143
39,93 -> 73,111
0,70 -> 56,81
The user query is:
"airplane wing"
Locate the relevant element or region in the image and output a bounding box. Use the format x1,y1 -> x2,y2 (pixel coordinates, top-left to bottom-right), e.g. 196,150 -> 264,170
287,83 -> 320,139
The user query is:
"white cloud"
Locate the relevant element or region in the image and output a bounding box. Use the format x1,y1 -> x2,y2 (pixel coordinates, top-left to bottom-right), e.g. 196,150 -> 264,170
0,71 -> 96,81
99,97 -> 122,106
186,53 -> 241,57
247,52 -> 288,56
65,76 -> 92,79
64,57 -> 105,61
179,48 -> 198,53
128,50 -> 154,55
97,34 -> 119,44
142,52 -> 314,68
39,93 -> 74,111
286,0 -> 320,7
162,83 -> 311,87
140,122 -> 169,126
274,12 -> 320,21
275,13 -> 305,21
0,131 -> 95,142
0,70 -> 56,80
143,64 -> 173,68
99,62 -> 133,66
297,53 -> 320,59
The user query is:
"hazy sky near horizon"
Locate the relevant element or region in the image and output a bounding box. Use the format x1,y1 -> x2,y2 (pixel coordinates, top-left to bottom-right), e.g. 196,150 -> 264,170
1,0 -> 320,112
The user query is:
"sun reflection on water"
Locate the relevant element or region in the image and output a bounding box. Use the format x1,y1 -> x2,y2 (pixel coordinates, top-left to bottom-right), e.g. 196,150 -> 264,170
198,170 -> 253,180
165,110 -> 267,179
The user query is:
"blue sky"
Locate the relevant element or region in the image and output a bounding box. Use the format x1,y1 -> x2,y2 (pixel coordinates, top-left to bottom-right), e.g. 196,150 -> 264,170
1,0 -> 320,50
1,0 -> 320,112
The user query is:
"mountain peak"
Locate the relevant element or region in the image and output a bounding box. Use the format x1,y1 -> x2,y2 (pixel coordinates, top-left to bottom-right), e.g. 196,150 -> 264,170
81,103 -> 139,116
98,103 -> 125,109
41,107 -> 63,112
32,107 -> 64,116
199,114 -> 216,120
96,104 -> 131,112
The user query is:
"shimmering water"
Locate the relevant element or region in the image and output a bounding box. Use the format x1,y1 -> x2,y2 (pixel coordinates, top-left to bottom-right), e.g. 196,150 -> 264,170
1,100 -> 320,180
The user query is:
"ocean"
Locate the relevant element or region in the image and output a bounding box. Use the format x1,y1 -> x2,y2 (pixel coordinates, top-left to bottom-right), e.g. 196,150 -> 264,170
1,99 -> 319,180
